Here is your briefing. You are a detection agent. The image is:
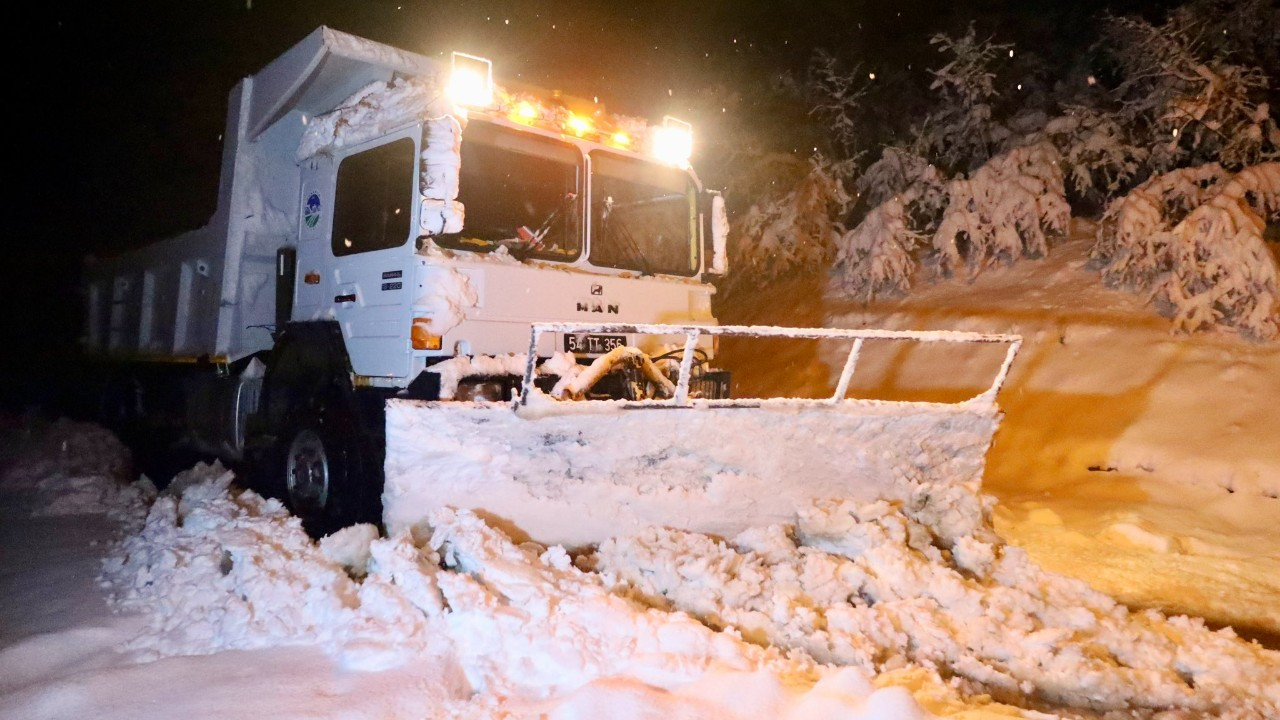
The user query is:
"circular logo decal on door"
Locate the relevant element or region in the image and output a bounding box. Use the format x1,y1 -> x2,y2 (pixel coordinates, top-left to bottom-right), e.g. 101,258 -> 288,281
303,192 -> 322,228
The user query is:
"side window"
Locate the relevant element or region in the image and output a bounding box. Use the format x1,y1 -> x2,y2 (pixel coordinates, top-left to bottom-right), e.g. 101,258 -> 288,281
332,138 -> 415,257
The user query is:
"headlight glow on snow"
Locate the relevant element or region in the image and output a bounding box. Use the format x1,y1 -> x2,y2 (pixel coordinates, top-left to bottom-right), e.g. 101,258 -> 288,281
652,116 -> 693,167
449,52 -> 494,108
510,101 -> 538,124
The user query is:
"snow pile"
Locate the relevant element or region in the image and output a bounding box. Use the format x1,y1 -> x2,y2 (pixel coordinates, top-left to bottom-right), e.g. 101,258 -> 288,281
426,352 -> 580,400
1094,162 -> 1280,339
102,462 -> 376,661
412,265 -> 478,338
594,499 -> 1280,717
100,453 -> 1280,717
100,468 -> 996,717
425,506 -> 982,718
0,419 -> 149,522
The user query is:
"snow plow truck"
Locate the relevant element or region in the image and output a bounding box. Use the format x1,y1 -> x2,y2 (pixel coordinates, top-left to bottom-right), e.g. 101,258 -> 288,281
84,28 -> 1021,545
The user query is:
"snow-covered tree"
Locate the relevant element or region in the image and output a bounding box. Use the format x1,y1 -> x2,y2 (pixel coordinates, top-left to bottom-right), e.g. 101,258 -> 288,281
932,141 -> 1070,277
921,25 -> 1015,173
832,188 -> 928,302
1102,7 -> 1278,171
728,155 -> 854,286
1094,162 -> 1280,339
832,151 -> 946,301
807,50 -> 871,160
1037,109 -> 1150,205
832,143 -> 1069,299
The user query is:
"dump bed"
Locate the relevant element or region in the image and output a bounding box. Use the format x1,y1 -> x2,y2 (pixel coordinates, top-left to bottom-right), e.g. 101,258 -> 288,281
83,28 -> 439,363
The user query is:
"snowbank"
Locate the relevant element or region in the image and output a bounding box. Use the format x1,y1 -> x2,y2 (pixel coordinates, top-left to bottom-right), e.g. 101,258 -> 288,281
99,465 -> 1012,718
816,235 -> 1280,499
595,499 -> 1280,716
98,453 -> 1280,718
0,419 -> 1270,718
0,419 -> 148,523
718,230 -> 1280,635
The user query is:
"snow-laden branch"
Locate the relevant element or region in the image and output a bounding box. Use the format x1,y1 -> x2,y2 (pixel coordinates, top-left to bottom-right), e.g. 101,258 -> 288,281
1102,9 -> 1278,170
1094,162 -> 1280,339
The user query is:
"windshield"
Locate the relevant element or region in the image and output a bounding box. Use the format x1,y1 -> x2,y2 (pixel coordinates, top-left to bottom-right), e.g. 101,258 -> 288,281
435,120 -> 582,261
589,151 -> 698,276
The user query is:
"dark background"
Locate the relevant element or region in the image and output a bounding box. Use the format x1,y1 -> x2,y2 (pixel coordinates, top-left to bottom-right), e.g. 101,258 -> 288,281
10,0 -> 1176,411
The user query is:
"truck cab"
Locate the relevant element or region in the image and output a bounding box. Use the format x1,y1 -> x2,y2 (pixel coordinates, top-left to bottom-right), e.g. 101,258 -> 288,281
292,77 -> 726,389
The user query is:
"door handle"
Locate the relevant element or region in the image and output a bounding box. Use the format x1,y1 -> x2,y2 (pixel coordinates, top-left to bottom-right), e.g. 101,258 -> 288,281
334,293 -> 356,303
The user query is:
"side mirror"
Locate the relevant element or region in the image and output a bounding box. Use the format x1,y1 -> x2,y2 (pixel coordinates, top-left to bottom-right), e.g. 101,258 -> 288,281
701,189 -> 732,275
706,190 -> 727,274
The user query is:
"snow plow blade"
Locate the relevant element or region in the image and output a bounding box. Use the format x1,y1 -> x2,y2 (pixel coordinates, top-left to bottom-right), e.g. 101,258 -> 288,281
384,323 -> 1021,548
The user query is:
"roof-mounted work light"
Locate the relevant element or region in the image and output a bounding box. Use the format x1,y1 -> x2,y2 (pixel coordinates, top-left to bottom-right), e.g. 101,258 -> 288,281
652,116 -> 693,168
449,52 -> 493,108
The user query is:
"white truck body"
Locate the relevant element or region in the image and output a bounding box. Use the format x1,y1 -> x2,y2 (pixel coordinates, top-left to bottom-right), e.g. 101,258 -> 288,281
86,28 -> 438,365
84,27 -> 722,385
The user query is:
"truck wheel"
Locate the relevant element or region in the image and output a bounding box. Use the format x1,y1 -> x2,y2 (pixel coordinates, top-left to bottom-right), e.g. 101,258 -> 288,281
285,429 -> 332,519
280,406 -> 364,536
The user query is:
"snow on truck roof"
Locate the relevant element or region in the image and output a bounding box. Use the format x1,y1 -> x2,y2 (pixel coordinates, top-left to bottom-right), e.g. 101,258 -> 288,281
273,28 -> 693,170
246,26 -> 441,141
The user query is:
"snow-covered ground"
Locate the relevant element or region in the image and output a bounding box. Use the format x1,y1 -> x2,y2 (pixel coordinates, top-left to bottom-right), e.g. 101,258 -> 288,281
717,225 -> 1280,641
3,226 -> 1279,719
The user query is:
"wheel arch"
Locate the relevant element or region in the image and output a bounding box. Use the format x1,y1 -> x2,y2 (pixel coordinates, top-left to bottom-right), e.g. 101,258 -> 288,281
258,320 -> 355,432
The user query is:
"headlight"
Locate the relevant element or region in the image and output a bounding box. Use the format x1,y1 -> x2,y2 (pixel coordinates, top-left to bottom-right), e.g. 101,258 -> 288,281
449,52 -> 493,108
652,116 -> 693,168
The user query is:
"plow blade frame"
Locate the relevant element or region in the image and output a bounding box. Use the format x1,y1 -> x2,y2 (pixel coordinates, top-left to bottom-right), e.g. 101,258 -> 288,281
384,323 -> 1021,548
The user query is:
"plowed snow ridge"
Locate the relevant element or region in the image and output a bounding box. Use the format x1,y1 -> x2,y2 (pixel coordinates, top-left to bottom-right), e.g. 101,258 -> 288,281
92,452 -> 1280,718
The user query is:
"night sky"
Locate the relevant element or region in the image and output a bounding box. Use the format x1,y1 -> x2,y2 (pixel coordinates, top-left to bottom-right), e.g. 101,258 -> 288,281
11,0 -> 1176,407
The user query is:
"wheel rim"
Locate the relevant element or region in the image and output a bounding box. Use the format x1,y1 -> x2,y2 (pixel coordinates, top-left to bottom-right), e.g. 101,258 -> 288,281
286,429 -> 330,512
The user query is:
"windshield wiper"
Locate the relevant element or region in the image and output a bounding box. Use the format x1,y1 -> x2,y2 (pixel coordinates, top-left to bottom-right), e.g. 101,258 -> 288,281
607,192 -> 684,211
599,198 -> 653,276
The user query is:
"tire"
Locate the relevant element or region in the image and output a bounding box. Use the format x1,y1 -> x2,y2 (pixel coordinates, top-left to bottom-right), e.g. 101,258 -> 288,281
279,400 -> 369,537
247,322 -> 384,538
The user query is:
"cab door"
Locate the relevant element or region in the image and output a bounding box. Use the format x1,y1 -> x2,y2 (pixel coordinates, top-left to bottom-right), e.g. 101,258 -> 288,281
295,155 -> 334,320
298,132 -> 419,379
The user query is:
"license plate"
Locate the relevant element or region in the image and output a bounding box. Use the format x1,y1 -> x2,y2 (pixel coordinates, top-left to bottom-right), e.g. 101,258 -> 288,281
564,333 -> 627,354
